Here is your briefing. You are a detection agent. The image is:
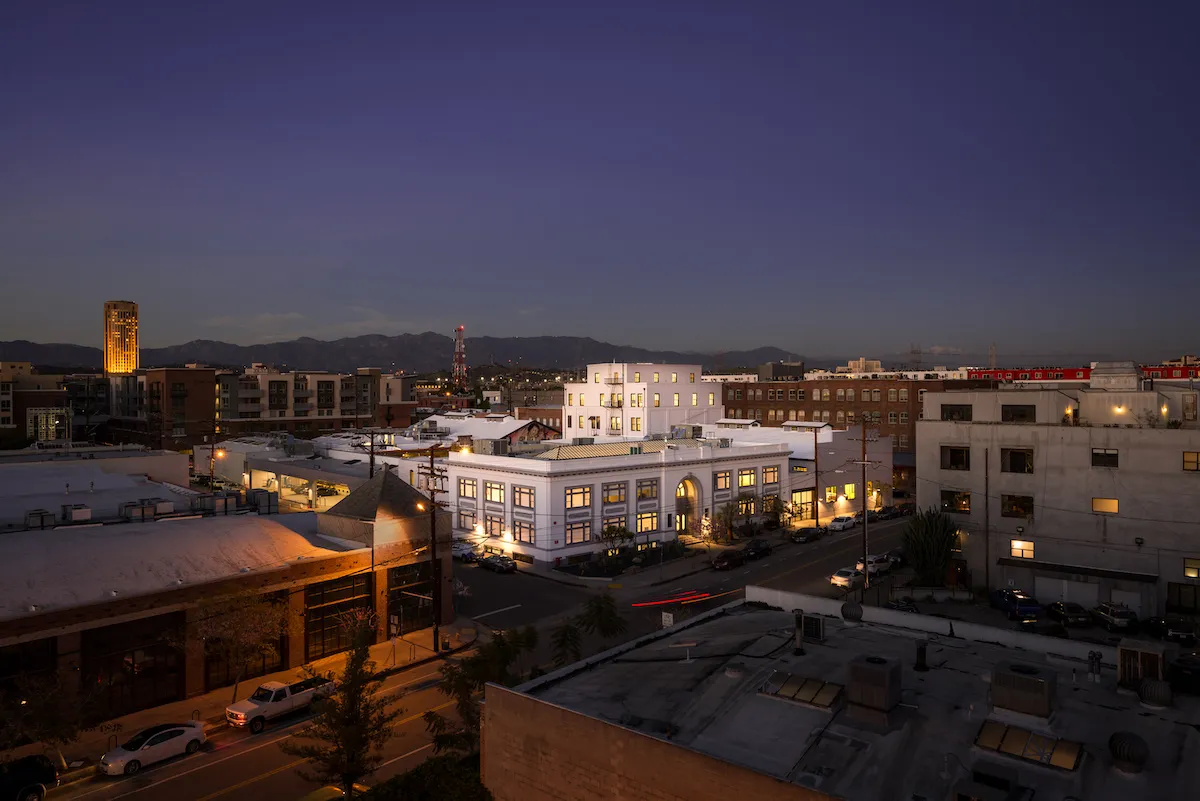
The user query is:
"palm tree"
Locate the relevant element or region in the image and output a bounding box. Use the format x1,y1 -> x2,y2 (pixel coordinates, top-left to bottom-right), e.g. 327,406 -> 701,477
549,592 -> 628,668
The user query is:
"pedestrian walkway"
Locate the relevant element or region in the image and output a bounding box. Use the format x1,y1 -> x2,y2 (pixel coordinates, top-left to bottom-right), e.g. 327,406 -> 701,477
10,618 -> 478,786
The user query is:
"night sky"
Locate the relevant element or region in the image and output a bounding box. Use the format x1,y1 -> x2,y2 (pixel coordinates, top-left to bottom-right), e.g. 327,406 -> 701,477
2,2 -> 1197,359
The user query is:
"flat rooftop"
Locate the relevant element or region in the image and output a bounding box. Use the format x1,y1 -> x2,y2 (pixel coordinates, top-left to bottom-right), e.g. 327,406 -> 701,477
0,445 -> 170,465
520,599 -> 1199,800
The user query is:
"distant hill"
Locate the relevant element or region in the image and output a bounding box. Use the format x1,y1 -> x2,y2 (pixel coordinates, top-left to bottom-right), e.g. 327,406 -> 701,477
0,334 -> 806,374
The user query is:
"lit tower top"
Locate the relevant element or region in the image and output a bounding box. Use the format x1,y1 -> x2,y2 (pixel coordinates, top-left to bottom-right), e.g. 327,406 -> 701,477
103,300 -> 139,374
452,325 -> 468,386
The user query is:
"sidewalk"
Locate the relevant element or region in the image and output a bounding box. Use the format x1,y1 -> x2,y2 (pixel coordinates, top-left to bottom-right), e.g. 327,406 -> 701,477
32,618 -> 478,788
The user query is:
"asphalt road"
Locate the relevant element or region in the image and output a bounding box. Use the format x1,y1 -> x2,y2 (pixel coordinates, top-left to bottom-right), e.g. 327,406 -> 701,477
48,520 -> 906,801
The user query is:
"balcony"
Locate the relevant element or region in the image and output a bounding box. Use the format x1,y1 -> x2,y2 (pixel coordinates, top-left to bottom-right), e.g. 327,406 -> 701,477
294,402 -> 313,412
237,403 -> 263,413
238,387 -> 264,398
602,400 -> 623,408
293,388 -> 312,398
604,376 -> 624,385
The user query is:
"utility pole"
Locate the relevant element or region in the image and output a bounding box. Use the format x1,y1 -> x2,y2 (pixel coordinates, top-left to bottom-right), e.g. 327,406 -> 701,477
418,448 -> 448,653
812,426 -> 820,526
368,430 -> 377,479
861,424 -> 870,589
984,447 -> 991,592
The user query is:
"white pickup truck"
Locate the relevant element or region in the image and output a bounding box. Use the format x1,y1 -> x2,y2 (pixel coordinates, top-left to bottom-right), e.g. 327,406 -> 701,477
226,677 -> 335,733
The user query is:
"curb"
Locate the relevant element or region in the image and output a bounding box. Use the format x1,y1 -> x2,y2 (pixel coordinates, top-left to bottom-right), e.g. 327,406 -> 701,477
514,567 -> 598,590
50,634 -> 478,790
647,565 -> 714,586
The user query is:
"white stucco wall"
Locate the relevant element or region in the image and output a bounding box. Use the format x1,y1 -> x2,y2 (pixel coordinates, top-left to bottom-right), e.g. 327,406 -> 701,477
563,363 -> 723,438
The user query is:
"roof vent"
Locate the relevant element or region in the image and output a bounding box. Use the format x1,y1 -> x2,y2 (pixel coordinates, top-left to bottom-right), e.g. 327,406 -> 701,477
847,654 -> 902,712
841,600 -> 863,623
991,661 -> 1057,717
1137,677 -> 1172,708
1109,731 -> 1149,774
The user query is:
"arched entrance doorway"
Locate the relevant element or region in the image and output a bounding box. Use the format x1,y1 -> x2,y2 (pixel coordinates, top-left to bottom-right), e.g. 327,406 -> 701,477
675,477 -> 702,534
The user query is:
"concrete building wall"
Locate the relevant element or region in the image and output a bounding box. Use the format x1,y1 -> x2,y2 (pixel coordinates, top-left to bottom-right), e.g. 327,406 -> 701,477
564,363 -> 723,438
917,396 -> 1200,615
482,684 -> 827,801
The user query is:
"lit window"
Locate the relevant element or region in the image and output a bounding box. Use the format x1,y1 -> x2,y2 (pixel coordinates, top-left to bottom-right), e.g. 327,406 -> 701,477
513,486 -> 535,508
941,490 -> 971,514
654,393 -> 661,408
459,509 -> 476,530
1184,452 -> 1199,472
566,520 -> 591,544
714,471 -> 730,490
602,482 -> 626,504
708,392 -> 715,406
1091,497 -> 1119,514
579,394 -> 585,405
458,478 -> 477,499
671,372 -> 678,383
1185,558 -> 1200,579
836,410 -> 845,424
653,372 -> 660,382
631,417 -> 642,431
634,372 -> 640,382
673,393 -> 680,407
844,483 -> 856,500
738,497 -> 756,515
486,515 -> 504,538
825,486 -> 837,503
514,520 -> 535,544
738,468 -> 756,487
1001,494 -> 1034,518
565,486 -> 591,509
821,389 -> 831,401
594,373 -> 600,383
599,393 -> 606,407
603,515 -> 626,531
690,372 -> 695,383
567,393 -> 573,406
485,481 -> 505,503
637,479 -> 658,500
763,465 -> 779,484
636,512 -> 658,534
1010,539 -> 1034,559
691,393 -> 698,407
797,410 -> 806,421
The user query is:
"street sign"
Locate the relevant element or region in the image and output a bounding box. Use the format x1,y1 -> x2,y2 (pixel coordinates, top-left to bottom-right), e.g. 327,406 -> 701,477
661,611 -> 675,628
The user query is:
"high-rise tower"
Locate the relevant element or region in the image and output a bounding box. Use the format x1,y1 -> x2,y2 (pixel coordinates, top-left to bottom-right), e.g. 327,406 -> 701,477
452,325 -> 468,387
104,300 -> 139,374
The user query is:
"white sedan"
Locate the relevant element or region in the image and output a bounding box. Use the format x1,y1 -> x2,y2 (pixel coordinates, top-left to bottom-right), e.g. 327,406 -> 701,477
828,516 -> 856,531
99,721 -> 205,776
830,568 -> 865,589
856,555 -> 891,576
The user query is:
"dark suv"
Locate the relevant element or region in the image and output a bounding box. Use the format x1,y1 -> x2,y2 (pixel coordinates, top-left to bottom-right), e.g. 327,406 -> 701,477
0,755 -> 58,801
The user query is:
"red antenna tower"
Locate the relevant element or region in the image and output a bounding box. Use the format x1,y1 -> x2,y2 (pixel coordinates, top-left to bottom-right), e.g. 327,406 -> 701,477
452,325 -> 468,386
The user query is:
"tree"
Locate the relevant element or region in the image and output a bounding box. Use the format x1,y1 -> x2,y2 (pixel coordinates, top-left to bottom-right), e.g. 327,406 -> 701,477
366,754 -> 492,801
181,593 -> 291,703
548,591 -> 627,668
714,501 -> 739,543
902,509 -> 959,587
281,611 -> 402,797
762,495 -> 784,529
0,672 -> 88,770
424,627 -> 537,755
598,525 -> 634,560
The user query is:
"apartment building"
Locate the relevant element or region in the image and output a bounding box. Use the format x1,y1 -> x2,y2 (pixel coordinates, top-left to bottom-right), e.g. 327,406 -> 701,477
447,437 -> 792,566
562,363 -> 723,438
216,365 -> 380,437
0,363 -> 70,445
917,364 -> 1200,617
722,376 -> 987,501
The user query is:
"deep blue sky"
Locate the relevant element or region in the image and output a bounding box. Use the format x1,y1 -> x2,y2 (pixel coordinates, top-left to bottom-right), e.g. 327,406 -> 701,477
2,1 -> 1197,359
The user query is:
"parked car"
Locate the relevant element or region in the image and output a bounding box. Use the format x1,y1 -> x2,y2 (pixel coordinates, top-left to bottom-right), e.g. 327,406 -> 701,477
830,568 -> 864,589
898,504 -> 916,516
884,549 -> 906,568
828,516 -> 856,531
1007,594 -> 1043,620
876,506 -> 901,520
1015,619 -> 1069,639
226,677 -> 335,734
856,554 -> 891,576
989,588 -> 1023,610
451,541 -> 479,562
852,510 -> 879,524
790,526 -> 826,543
99,722 -> 206,776
1045,601 -> 1092,627
1092,602 -> 1138,632
1141,615 -> 1196,645
885,598 -> 919,614
477,555 -> 517,574
742,539 -> 773,560
0,755 -> 58,801
712,550 -> 746,570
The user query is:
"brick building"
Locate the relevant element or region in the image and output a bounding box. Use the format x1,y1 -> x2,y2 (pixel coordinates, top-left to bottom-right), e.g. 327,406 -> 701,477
721,378 -> 990,501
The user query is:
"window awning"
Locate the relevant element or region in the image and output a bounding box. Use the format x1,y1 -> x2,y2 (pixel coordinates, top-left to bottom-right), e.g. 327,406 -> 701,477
997,557 -> 1158,584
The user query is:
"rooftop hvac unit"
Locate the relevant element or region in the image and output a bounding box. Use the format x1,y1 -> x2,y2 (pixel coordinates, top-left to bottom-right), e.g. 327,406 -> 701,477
138,498 -> 175,515
952,762 -> 1020,801
846,654 -> 902,712
24,509 -> 55,529
247,489 -> 279,514
475,439 -> 509,456
60,504 -> 92,523
991,661 -> 1057,717
120,501 -> 156,521
671,425 -> 702,440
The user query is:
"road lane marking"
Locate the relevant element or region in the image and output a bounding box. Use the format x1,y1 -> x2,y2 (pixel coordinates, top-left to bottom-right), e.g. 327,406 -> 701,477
473,604 -> 522,620
375,741 -> 435,770
192,758 -> 307,801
